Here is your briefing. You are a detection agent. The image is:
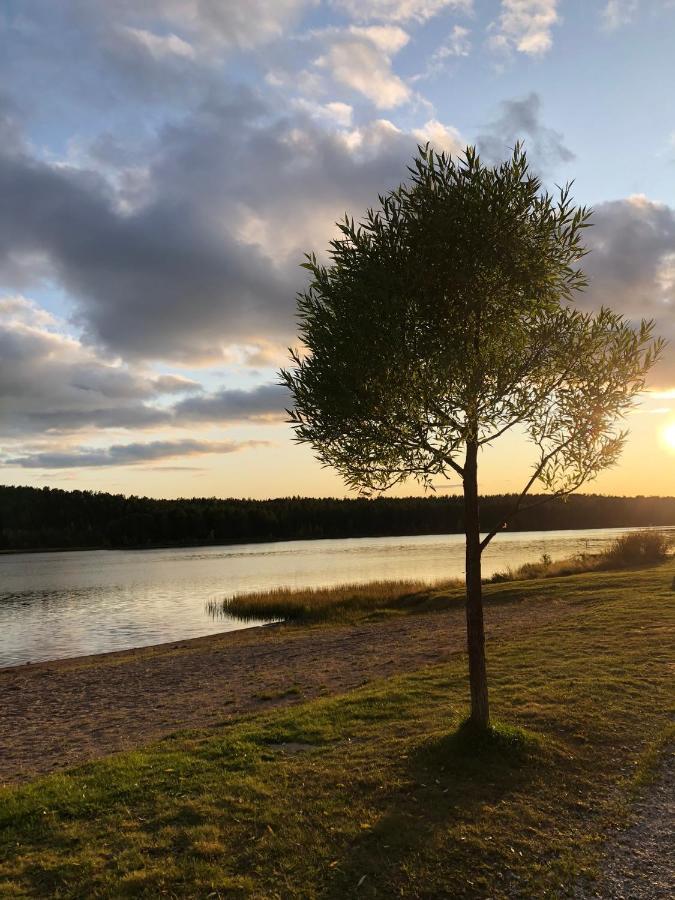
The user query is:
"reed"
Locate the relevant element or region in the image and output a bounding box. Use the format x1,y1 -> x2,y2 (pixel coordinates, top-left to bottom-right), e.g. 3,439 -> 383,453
210,578 -> 462,624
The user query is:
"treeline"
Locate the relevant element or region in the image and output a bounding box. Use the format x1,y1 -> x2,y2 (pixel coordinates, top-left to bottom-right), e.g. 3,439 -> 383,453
2,485 -> 675,553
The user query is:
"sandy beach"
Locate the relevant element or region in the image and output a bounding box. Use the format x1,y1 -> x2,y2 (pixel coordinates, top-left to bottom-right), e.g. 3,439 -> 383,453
0,591 -> 573,786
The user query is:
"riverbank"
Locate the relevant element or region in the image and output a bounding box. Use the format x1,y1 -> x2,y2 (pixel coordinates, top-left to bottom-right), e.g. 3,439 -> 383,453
1,562 -> 673,896
0,562 -> 672,786
0,575 -> 563,785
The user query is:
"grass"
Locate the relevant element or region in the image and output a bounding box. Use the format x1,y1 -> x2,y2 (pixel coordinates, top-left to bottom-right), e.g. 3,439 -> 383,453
214,530 -> 672,625
1,561 -> 674,897
210,578 -> 449,624
490,529 -> 673,584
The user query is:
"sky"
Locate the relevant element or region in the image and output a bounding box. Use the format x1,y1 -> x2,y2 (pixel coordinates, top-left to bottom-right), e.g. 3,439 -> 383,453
1,0 -> 675,500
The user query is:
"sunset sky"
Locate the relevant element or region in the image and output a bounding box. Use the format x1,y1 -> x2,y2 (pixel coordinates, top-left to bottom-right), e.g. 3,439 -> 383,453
1,0 -> 675,499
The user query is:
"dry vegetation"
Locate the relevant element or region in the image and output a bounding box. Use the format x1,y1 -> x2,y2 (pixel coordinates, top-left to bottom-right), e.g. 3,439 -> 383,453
216,530 -> 672,626
490,529 -> 672,583
210,579 -> 462,624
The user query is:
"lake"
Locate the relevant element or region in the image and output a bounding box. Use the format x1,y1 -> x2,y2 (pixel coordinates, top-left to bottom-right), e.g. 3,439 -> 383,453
1,526 -> 671,668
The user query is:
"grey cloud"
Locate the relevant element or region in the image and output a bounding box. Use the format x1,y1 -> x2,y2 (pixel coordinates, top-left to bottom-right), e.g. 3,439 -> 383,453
151,374 -> 202,395
6,439 -> 265,469
0,306 -> 288,436
0,302 -> 200,438
173,384 -> 288,422
581,196 -> 675,384
584,197 -> 675,315
0,313 -> 173,433
1,2 -> 315,111
477,92 -> 574,172
0,91 -> 419,363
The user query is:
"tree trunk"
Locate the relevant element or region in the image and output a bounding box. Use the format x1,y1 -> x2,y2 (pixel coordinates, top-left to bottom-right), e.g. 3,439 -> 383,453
463,439 -> 490,729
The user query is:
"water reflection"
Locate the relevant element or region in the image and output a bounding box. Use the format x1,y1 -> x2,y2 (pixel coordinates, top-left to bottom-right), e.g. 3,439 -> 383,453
1,526 -> 671,668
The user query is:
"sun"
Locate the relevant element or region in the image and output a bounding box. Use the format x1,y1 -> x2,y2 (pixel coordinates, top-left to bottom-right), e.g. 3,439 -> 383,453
661,422 -> 675,451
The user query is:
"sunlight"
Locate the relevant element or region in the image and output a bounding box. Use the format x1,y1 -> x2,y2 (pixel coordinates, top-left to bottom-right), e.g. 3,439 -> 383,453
661,421 -> 675,450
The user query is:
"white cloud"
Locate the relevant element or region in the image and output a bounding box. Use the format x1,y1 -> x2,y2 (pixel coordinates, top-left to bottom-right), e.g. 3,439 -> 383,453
601,0 -> 640,29
440,24 -> 471,57
315,27 -> 411,108
413,24 -> 471,80
121,0 -> 317,51
350,24 -> 411,53
340,117 -> 403,153
324,101 -> 354,126
293,99 -> 354,127
489,1 -> 560,57
122,27 -> 195,59
332,0 -> 472,24
412,119 -> 464,154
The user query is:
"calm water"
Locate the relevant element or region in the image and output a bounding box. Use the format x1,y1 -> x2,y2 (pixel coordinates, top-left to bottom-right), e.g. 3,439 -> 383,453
0,526 -> 670,668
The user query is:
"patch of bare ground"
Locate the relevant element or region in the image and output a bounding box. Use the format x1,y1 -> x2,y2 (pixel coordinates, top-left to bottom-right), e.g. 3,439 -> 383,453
576,746 -> 674,900
0,592 -> 569,785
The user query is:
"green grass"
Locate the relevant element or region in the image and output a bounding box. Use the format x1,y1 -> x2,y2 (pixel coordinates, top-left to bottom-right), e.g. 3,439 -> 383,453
1,563 -> 674,898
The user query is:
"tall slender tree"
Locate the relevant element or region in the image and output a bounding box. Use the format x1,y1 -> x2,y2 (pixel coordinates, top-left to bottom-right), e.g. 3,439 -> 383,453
281,145 -> 662,729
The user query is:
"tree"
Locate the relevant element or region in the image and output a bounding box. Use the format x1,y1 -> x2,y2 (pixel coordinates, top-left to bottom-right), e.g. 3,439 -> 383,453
280,145 -> 662,730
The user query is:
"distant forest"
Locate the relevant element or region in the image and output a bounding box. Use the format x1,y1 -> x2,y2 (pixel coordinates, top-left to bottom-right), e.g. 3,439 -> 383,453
2,485 -> 675,553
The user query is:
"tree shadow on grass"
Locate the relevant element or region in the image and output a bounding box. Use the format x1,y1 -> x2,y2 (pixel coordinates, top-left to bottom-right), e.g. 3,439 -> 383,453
324,720 -> 547,899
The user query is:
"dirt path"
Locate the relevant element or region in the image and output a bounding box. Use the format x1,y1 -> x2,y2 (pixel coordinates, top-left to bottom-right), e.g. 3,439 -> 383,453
578,747 -> 674,899
0,594 -> 571,785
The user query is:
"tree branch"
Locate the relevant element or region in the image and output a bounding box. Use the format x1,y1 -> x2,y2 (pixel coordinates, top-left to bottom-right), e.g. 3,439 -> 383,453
479,436 -> 575,552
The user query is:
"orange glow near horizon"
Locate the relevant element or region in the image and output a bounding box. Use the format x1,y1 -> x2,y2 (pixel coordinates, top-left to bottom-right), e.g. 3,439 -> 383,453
4,399 -> 675,501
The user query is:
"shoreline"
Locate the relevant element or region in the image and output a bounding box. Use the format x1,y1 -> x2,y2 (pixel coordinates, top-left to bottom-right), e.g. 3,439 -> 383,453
0,585 -> 577,785
0,619 -> 278,677
1,521 -> 673,558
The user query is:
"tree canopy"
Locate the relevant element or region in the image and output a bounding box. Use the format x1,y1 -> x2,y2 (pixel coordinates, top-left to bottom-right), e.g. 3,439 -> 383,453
282,144 -> 663,728
283,145 -> 660,504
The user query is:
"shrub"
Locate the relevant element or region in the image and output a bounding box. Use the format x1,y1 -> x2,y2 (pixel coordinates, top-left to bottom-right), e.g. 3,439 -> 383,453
487,531 -> 671,584
602,530 -> 671,568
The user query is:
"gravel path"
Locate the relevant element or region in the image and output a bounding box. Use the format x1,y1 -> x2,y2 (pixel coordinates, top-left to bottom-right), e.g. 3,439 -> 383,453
578,746 -> 674,899
0,593 -> 571,785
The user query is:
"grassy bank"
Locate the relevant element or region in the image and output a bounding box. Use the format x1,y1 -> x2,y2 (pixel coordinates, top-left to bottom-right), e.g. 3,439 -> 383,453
217,530 -> 671,625
1,562 -> 674,897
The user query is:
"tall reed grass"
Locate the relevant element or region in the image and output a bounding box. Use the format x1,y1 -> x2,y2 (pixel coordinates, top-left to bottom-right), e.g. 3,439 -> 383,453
212,530 -> 671,624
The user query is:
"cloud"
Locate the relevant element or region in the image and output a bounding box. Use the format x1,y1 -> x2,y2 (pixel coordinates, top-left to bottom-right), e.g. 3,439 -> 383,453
488,1 -> 560,56
82,0 -> 316,53
0,2 -> 319,118
0,87 -> 448,363
6,439 -> 266,469
0,297 -> 192,434
332,0 -> 472,24
435,23 -> 471,58
174,384 -> 288,423
582,195 -> 675,385
412,25 -> 471,81
412,119 -> 464,154
0,297 -> 289,436
601,0 -> 640,29
315,27 -> 411,108
121,27 -> 195,60
477,92 -> 574,172
293,99 -> 354,127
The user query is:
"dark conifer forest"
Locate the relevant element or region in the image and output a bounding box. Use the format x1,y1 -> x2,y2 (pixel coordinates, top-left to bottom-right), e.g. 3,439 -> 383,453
1,484 -> 675,552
